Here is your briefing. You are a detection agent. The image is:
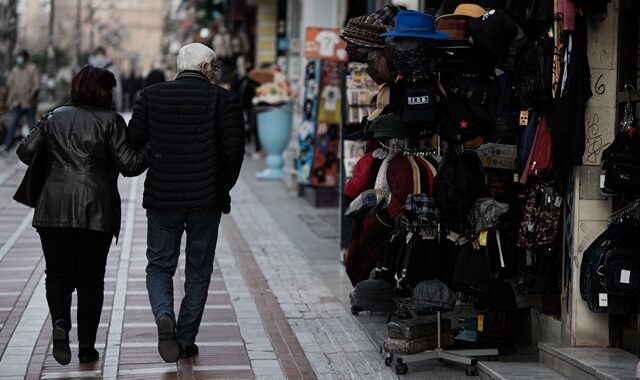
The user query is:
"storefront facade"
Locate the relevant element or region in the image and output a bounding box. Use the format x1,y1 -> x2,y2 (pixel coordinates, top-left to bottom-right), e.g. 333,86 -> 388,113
277,1 -> 640,368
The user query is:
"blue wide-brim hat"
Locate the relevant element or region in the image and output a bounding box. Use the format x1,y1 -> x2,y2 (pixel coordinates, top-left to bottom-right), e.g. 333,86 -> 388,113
381,10 -> 449,40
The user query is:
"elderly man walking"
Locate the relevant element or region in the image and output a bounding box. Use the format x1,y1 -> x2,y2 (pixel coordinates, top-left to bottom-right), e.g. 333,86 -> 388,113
128,43 -> 244,362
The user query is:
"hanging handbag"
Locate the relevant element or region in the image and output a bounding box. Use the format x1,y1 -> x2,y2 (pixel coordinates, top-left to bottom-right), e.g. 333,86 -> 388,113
601,95 -> 640,195
13,149 -> 48,208
580,221 -> 625,313
604,248 -> 640,296
517,182 -> 562,249
519,116 -> 553,184
603,149 -> 640,195
451,241 -> 491,297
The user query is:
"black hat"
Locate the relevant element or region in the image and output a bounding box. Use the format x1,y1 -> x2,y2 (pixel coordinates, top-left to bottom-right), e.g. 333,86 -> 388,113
446,74 -> 490,120
467,9 -> 518,59
439,93 -> 487,144
488,113 -> 518,141
401,80 -> 444,127
369,114 -> 411,139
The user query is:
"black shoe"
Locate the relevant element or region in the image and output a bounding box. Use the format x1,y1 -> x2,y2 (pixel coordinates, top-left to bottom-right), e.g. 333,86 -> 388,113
180,344 -> 199,358
78,344 -> 99,363
157,314 -> 180,363
52,320 -> 71,365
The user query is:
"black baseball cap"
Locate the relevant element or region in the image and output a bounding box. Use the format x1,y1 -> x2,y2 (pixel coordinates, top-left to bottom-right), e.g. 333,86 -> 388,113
439,93 -> 486,143
401,80 -> 444,128
467,8 -> 518,59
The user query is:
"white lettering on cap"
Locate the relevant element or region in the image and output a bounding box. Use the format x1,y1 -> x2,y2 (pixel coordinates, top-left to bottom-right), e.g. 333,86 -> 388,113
482,9 -> 496,20
408,96 -> 430,105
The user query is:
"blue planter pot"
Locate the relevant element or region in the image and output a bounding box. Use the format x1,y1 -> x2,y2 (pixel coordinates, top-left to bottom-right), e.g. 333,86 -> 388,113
256,103 -> 293,180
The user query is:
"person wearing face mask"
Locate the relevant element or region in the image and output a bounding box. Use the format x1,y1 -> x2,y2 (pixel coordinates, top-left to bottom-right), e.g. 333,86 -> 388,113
128,43 -> 245,362
2,50 -> 40,156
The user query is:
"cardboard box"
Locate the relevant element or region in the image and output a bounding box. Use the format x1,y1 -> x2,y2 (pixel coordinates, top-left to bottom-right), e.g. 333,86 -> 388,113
476,143 -> 517,170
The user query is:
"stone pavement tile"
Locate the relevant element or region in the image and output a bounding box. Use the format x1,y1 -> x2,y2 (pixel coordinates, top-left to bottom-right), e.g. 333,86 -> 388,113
227,177 -> 396,379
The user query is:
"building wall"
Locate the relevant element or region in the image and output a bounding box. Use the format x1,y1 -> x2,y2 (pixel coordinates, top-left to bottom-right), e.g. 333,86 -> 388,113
17,0 -> 167,72
563,0 -> 619,347
256,0 -> 278,65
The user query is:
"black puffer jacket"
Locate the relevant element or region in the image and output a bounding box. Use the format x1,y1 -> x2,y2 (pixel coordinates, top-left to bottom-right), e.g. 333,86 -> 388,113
128,70 -> 245,212
17,106 -> 148,238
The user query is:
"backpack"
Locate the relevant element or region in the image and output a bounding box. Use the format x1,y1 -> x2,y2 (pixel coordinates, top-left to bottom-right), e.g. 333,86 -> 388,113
604,248 -> 640,296
433,152 -> 489,226
451,241 -> 491,297
395,234 -> 442,294
517,182 -> 562,249
580,219 -> 639,314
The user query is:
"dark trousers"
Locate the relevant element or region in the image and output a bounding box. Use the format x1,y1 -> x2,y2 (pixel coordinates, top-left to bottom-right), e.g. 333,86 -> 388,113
4,106 -> 36,151
38,227 -> 112,345
145,208 -> 222,346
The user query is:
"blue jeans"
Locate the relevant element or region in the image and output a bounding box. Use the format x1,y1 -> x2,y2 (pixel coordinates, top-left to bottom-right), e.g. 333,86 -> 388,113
145,208 -> 222,346
4,106 -> 36,151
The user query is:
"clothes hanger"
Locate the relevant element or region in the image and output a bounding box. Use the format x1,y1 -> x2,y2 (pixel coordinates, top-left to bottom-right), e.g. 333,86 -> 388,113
620,84 -> 636,132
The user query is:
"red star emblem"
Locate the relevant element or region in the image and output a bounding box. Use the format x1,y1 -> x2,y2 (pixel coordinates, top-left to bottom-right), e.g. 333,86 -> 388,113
459,120 -> 469,129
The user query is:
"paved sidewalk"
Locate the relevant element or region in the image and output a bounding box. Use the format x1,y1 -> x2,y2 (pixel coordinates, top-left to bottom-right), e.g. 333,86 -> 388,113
0,146 -> 473,379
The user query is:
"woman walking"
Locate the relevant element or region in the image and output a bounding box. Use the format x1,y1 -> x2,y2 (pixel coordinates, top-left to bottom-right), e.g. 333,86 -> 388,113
16,65 -> 148,365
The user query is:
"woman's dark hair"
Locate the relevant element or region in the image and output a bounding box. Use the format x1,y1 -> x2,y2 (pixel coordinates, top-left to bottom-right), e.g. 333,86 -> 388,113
70,65 -> 116,109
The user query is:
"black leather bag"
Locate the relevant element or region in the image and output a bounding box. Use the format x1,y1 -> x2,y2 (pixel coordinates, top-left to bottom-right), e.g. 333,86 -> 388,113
13,149 -> 47,208
451,242 -> 491,297
580,222 -> 623,313
604,151 -> 640,194
604,248 -> 640,296
602,130 -> 640,195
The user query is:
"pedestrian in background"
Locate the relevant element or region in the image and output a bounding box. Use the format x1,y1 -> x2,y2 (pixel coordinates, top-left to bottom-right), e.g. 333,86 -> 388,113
16,65 -> 148,365
89,47 -> 123,111
144,61 -> 167,88
128,43 -> 245,363
3,50 -> 39,155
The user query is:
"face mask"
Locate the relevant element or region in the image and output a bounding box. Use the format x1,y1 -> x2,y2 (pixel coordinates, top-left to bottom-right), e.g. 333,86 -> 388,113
15,56 -> 24,66
392,43 -> 436,80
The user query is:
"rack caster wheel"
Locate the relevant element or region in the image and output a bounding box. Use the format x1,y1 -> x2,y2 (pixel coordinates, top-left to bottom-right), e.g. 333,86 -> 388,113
466,365 -> 479,376
351,306 -> 360,315
395,363 -> 408,375
384,354 -> 393,367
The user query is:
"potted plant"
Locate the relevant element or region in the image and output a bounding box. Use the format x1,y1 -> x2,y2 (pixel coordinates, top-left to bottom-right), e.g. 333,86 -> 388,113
251,65 -> 295,180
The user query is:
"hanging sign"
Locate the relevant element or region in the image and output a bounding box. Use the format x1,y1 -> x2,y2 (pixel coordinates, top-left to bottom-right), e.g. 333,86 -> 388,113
304,28 -> 348,62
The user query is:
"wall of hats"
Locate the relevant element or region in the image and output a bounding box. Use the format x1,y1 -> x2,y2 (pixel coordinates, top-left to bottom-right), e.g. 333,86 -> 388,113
335,0 -> 629,371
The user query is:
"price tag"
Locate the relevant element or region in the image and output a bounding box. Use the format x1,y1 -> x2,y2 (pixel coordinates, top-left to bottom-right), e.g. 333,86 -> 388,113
477,314 -> 484,332
406,232 -> 414,244
513,173 -> 519,182
478,231 -> 488,247
621,270 -> 631,284
447,231 -> 460,242
600,174 -> 606,189
554,196 -> 563,208
519,110 -> 529,126
599,293 -> 608,307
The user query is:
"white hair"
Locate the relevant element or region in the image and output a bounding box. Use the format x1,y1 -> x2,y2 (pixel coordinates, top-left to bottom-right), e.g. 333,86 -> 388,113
177,43 -> 217,72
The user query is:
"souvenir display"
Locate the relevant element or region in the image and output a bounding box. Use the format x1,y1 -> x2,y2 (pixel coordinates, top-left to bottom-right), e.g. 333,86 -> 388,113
295,60 -> 321,184
334,3 -> 610,375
